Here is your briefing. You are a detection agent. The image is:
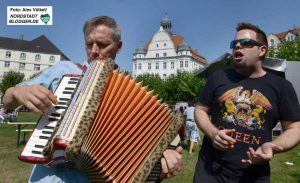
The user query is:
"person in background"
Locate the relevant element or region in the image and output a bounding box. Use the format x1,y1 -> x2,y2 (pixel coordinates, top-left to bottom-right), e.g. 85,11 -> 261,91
184,102 -> 199,155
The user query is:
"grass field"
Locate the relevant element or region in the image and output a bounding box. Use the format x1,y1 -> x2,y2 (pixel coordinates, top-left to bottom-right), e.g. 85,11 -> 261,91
0,112 -> 299,183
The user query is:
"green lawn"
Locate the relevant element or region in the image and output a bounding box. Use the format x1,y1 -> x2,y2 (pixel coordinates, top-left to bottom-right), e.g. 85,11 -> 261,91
0,112 -> 299,183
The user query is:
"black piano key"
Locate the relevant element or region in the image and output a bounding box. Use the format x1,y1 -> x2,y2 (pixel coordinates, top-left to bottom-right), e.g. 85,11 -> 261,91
51,112 -> 61,117
59,98 -> 70,102
48,116 -> 59,121
39,135 -> 50,139
68,81 -> 78,84
58,101 -> 67,105
70,78 -> 79,81
45,125 -> 55,129
32,150 -> 43,155
55,105 -> 68,110
35,144 -> 45,148
64,87 -> 75,91
42,130 -> 53,135
62,91 -> 73,94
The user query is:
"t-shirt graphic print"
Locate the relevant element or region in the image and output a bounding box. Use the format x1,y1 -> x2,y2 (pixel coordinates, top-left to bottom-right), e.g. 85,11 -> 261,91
219,86 -> 272,131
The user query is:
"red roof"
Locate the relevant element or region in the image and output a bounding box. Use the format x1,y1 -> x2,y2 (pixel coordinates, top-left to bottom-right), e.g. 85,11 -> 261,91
192,51 -> 207,64
144,34 -> 207,64
275,27 -> 300,42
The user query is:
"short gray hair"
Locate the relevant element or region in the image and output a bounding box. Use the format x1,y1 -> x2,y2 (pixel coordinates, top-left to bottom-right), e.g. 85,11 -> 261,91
83,16 -> 121,44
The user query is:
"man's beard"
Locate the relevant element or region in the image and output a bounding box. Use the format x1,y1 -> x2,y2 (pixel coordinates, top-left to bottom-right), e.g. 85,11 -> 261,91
234,60 -> 247,68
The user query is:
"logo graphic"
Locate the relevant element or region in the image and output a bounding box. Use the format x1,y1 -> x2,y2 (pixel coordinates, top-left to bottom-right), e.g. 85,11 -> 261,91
40,14 -> 50,24
7,6 -> 53,25
219,86 -> 272,130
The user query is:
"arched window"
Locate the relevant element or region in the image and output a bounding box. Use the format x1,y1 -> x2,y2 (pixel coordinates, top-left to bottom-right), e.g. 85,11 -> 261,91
270,39 -> 275,46
49,56 -> 55,62
20,52 -> 26,60
35,54 -> 41,61
6,51 -> 11,58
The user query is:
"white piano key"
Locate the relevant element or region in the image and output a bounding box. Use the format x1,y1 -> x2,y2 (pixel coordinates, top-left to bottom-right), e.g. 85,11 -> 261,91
21,149 -> 45,158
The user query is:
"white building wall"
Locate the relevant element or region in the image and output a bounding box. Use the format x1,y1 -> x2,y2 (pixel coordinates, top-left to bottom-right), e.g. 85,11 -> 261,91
146,31 -> 177,58
132,27 -> 205,78
267,34 -> 281,48
285,32 -> 296,41
0,48 -> 61,80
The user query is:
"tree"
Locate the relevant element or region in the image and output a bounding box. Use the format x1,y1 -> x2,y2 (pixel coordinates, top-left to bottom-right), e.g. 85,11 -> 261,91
136,73 -> 164,97
135,71 -> 206,106
0,71 -> 24,100
268,38 -> 300,61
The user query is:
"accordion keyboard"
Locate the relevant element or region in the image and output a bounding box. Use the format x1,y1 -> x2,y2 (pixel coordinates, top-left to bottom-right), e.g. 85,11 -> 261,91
18,75 -> 80,163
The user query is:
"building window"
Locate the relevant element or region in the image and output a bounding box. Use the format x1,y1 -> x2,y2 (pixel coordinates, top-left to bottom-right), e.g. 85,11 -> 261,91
156,53 -> 159,58
138,63 -> 142,70
35,54 -> 41,61
6,51 -> 11,58
163,62 -> 167,69
49,56 -> 55,62
19,63 -> 25,70
148,63 -> 151,70
3,72 -> 8,77
156,63 -> 159,70
134,63 -> 137,70
164,43 -> 166,47
4,61 -> 10,68
34,64 -> 41,71
156,44 -> 159,48
287,35 -> 295,41
185,61 -> 188,67
270,39 -> 275,46
180,61 -> 183,68
163,53 -> 167,57
163,74 -> 167,79
171,62 -> 174,69
20,52 -> 26,60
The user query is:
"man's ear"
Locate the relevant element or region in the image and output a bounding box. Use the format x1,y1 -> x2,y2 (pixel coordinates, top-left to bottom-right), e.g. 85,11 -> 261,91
116,40 -> 122,53
259,45 -> 267,58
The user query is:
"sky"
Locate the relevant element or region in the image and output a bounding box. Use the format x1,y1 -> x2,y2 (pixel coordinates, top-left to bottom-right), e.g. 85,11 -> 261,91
1,0 -> 300,72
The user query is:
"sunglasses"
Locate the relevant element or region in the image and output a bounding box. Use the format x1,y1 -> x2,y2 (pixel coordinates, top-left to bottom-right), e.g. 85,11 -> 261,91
230,39 -> 262,49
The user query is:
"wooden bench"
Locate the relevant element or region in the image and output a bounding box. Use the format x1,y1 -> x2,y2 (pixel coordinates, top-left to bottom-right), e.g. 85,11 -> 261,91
15,128 -> 34,147
7,122 -> 36,147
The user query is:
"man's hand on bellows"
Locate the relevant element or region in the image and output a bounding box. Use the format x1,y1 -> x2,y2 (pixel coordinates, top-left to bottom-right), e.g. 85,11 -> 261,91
160,146 -> 183,179
12,85 -> 57,115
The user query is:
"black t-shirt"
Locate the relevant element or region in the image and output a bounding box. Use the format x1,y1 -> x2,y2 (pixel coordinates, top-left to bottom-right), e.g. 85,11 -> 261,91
198,68 -> 300,176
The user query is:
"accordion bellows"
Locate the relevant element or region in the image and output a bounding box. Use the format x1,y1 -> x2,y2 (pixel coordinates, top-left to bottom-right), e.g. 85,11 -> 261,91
76,71 -> 182,182
19,60 -> 182,183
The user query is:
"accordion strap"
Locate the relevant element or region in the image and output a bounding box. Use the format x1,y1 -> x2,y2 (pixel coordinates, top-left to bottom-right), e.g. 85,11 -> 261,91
75,63 -> 87,72
145,145 -> 178,183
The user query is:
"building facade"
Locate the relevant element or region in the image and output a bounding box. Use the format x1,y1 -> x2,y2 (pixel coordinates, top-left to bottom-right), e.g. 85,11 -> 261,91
0,35 -> 69,80
132,16 -> 207,79
267,27 -> 300,49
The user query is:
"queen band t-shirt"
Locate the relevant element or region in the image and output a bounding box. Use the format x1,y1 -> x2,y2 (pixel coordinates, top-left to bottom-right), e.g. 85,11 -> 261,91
198,68 -> 300,176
